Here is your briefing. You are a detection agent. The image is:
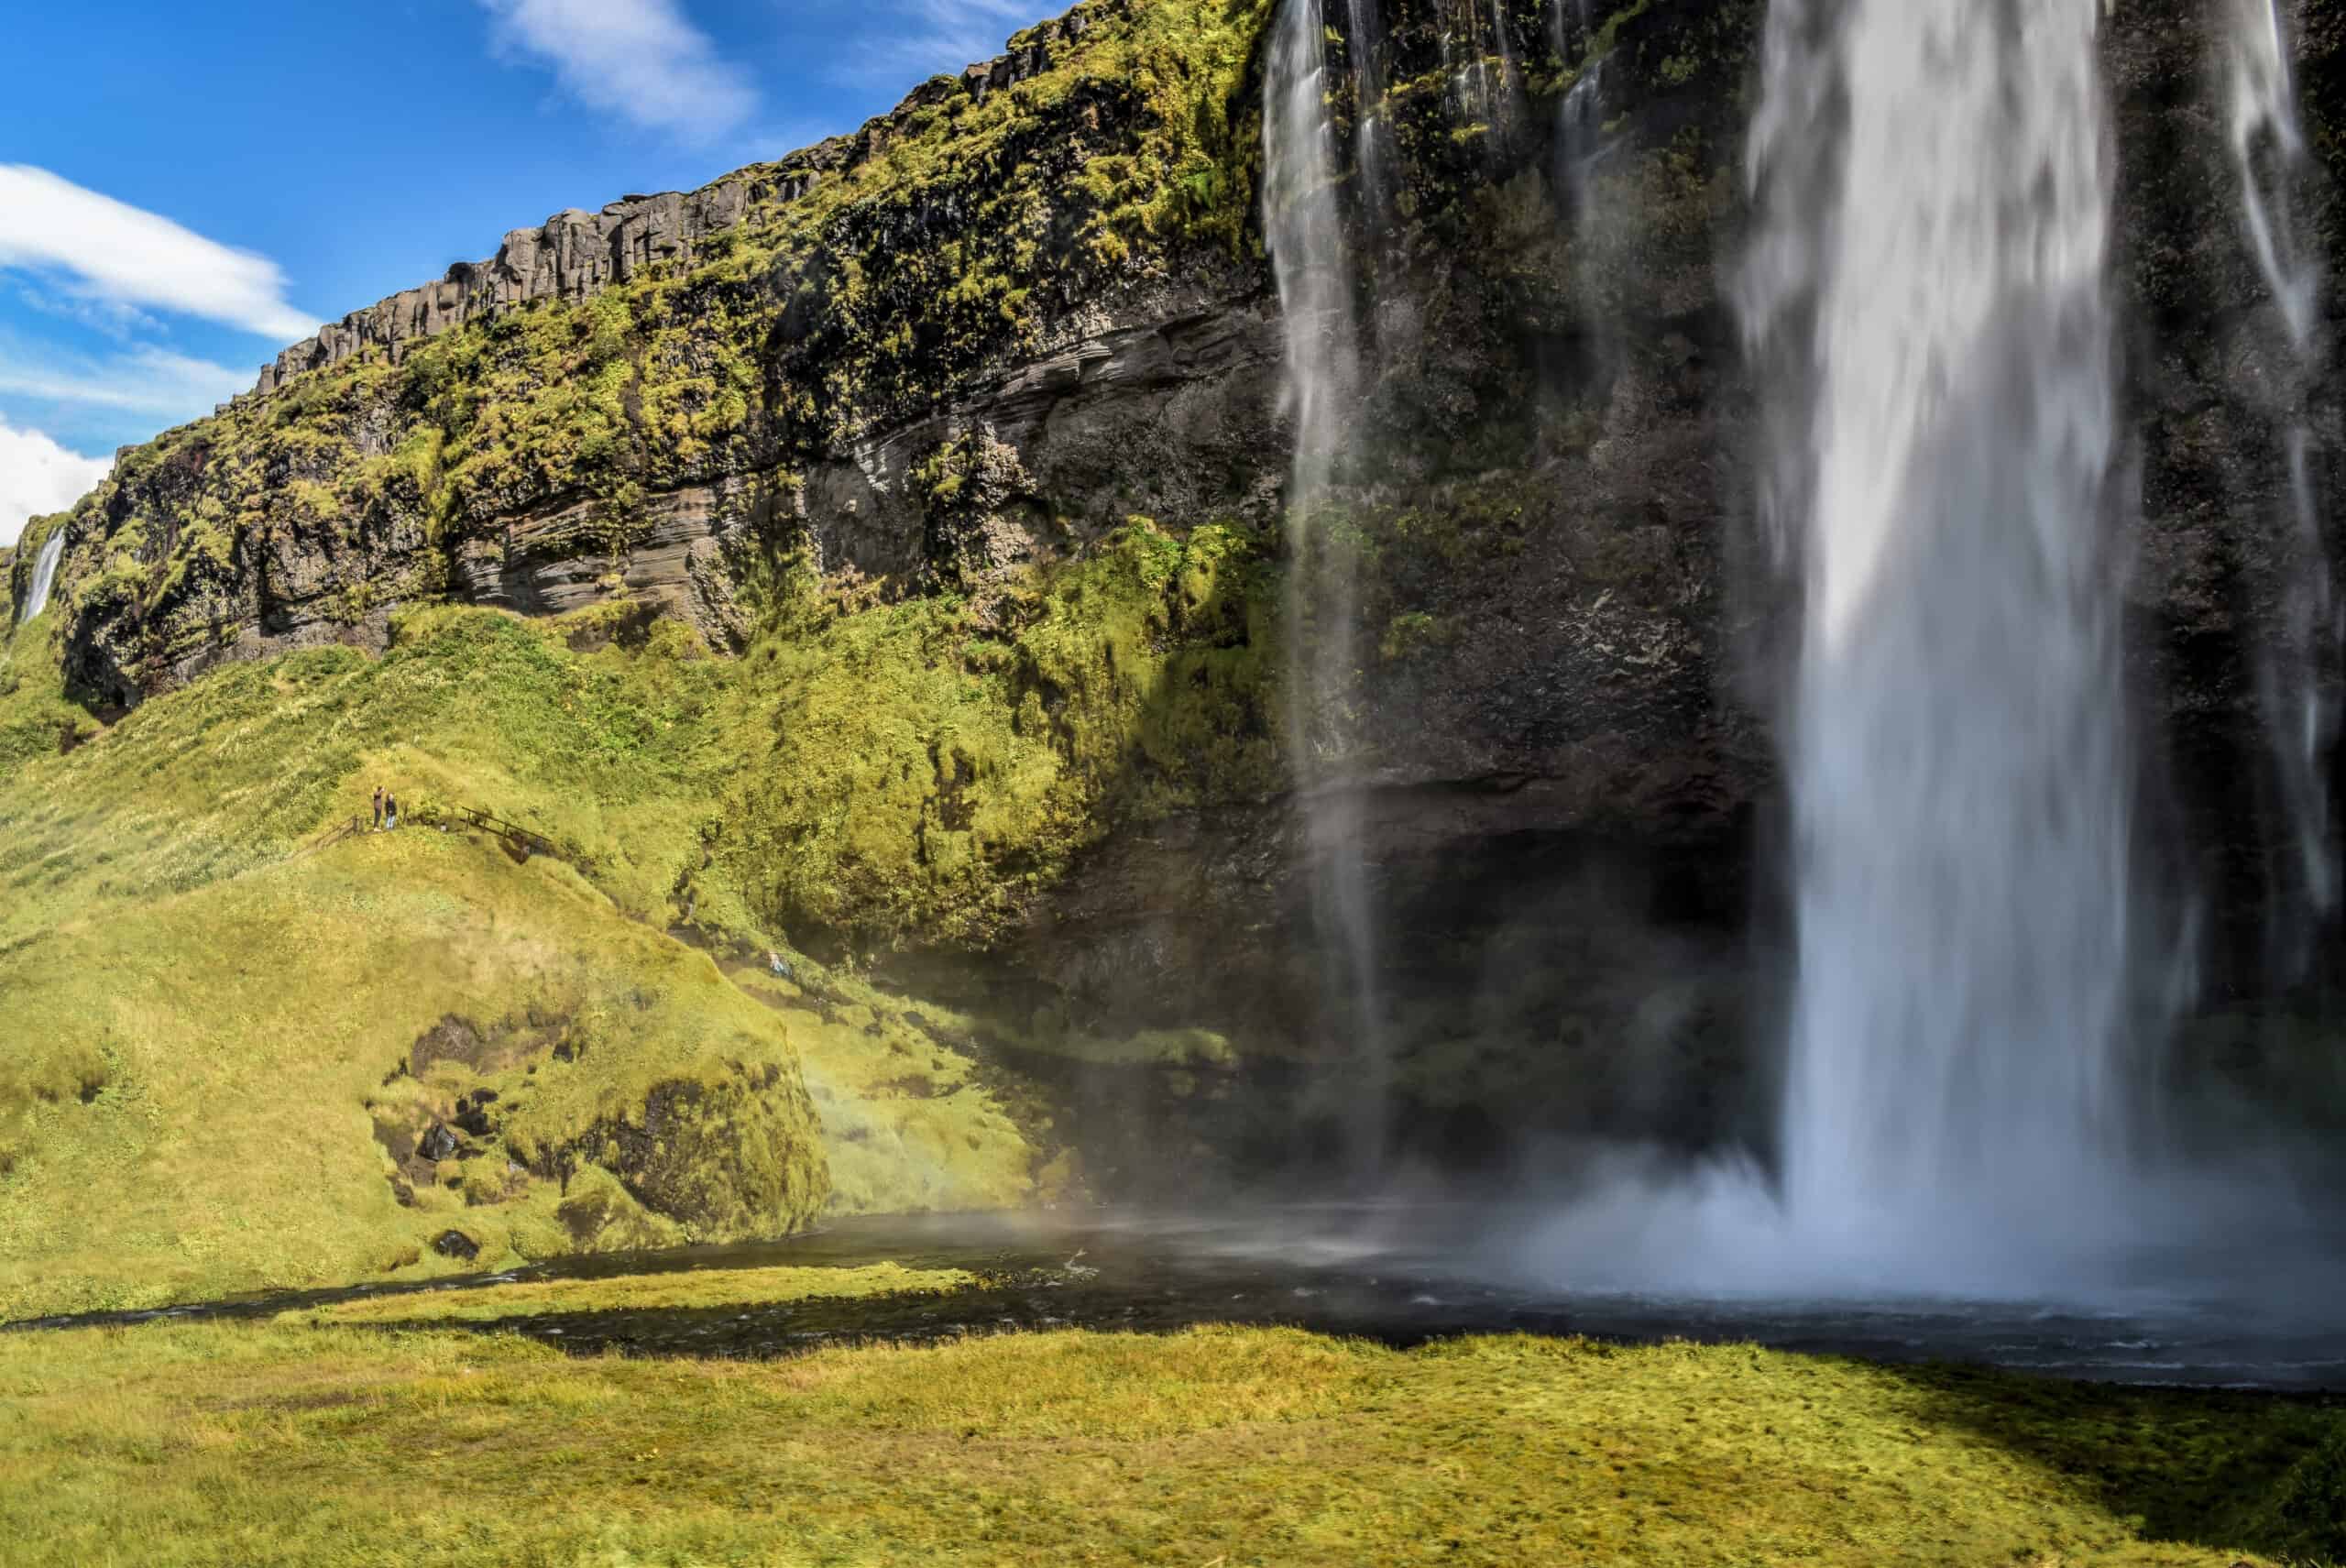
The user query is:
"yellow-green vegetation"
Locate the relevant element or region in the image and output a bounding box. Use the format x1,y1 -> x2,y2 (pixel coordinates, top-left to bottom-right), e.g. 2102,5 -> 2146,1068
725,518 -> 1278,945
0,517 -> 1278,1316
724,967 -> 1058,1213
1,1321 -> 2340,1566
0,824 -> 833,1321
43,0 -> 1274,683
280,1260 -> 970,1325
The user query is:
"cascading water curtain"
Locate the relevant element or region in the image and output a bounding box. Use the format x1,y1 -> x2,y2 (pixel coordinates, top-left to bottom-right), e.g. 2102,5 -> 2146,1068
1264,0 -> 1391,1168
1740,0 -> 2151,1266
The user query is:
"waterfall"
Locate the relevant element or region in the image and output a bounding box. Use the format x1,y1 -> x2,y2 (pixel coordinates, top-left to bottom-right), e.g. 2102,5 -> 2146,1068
19,531 -> 64,624
1343,0 -> 1399,239
1555,56 -> 1608,203
2227,0 -> 2338,953
1742,0 -> 2145,1258
1264,0 -> 1390,1165
1447,0 -> 1521,140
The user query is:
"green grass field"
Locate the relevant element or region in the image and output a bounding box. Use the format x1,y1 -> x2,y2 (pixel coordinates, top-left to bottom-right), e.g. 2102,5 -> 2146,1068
1,1310 -> 2341,1567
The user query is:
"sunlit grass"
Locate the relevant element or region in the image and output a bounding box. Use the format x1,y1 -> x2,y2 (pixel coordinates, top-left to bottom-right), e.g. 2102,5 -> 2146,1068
280,1260 -> 972,1326
0,1321 -> 2338,1566
0,610 -> 1043,1321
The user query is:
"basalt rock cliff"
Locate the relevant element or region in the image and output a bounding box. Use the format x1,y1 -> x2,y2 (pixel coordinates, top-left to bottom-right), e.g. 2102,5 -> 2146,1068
8,0 -> 2344,1174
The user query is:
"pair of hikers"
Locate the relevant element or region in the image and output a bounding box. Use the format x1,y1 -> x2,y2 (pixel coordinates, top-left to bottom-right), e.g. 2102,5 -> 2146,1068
370,785 -> 400,832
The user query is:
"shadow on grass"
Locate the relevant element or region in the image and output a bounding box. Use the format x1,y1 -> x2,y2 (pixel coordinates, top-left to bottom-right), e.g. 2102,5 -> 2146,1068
332,1272 -> 2346,1566
1880,1360 -> 2345,1567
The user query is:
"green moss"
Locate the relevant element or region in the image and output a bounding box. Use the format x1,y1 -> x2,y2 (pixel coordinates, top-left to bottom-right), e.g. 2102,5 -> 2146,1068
2254,1426 -> 2346,1562
0,584 -> 1124,1312
0,828 -> 832,1320
722,518 -> 1280,948
0,1322 -> 2336,1564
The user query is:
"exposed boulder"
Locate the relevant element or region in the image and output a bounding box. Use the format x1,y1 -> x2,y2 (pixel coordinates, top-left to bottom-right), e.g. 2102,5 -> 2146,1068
430,1228 -> 480,1261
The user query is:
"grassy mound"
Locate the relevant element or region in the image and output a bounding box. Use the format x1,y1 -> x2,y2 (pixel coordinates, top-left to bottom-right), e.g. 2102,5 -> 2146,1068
0,1321 -> 2337,1565
0,493 -> 1281,1317
0,827 -> 833,1320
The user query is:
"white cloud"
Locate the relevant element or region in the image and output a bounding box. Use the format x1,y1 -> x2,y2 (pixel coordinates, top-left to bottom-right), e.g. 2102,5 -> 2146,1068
0,166 -> 318,345
9,280 -> 161,342
0,421 -> 109,547
0,344 -> 250,419
478,0 -> 758,140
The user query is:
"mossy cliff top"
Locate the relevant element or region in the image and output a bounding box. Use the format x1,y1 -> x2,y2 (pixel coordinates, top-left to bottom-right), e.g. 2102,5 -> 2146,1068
21,0 -> 1274,704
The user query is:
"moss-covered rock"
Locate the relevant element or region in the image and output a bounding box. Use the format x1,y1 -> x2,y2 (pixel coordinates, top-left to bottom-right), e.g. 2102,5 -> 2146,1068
545,1062 -> 828,1240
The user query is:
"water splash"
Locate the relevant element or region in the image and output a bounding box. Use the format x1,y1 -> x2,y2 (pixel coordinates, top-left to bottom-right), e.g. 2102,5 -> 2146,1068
1744,0 -> 2149,1266
18,531 -> 64,624
2227,0 -> 2339,953
1264,0 -> 1389,1165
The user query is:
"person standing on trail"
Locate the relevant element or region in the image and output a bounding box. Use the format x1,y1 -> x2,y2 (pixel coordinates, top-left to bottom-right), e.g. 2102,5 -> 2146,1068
371,786 -> 384,831
385,792 -> 400,832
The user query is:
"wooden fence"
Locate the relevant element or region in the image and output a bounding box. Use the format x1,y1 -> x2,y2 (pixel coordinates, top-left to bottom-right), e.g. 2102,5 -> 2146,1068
418,803 -> 576,867
303,802 -> 586,872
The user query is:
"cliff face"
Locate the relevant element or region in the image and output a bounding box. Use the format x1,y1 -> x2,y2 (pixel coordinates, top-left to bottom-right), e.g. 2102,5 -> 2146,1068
9,0 -> 2343,1170
23,0 -> 1270,707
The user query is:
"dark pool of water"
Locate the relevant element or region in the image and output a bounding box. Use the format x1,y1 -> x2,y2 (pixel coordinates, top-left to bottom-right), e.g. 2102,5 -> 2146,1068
14,1205 -> 2346,1390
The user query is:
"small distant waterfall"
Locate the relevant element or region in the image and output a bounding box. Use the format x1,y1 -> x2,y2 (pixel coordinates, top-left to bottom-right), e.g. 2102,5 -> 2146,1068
2226,0 -> 2338,954
1555,56 -> 1608,203
1265,0 -> 1391,1164
19,531 -> 64,624
1742,0 -> 2144,1256
1448,0 -> 1521,138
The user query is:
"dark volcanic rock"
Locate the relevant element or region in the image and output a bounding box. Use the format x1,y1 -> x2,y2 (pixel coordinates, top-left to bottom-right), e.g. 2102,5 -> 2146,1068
431,1229 -> 480,1261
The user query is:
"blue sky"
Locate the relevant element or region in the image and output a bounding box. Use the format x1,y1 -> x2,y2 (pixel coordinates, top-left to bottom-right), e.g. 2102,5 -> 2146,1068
0,0 -> 1067,543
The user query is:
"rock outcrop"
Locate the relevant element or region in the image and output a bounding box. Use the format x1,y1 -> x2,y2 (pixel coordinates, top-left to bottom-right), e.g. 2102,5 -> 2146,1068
247,182 -> 757,401
229,7 -> 1107,409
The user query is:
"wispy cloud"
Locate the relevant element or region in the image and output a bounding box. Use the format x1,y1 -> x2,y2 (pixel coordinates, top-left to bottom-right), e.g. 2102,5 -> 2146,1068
0,166 -> 318,345
831,0 -> 1062,82
477,0 -> 758,140
0,419 -> 110,547
9,280 -> 161,343
0,344 -> 250,419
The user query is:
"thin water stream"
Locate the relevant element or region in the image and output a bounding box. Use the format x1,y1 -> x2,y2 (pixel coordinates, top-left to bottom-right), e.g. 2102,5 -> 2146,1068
17,531 -> 63,624
1265,0 -> 1392,1167
2228,0 -> 2340,962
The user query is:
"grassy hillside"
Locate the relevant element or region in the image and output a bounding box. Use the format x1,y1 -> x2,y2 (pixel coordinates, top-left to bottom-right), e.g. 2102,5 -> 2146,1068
0,499 -> 1280,1316
2,1317 -> 2341,1565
